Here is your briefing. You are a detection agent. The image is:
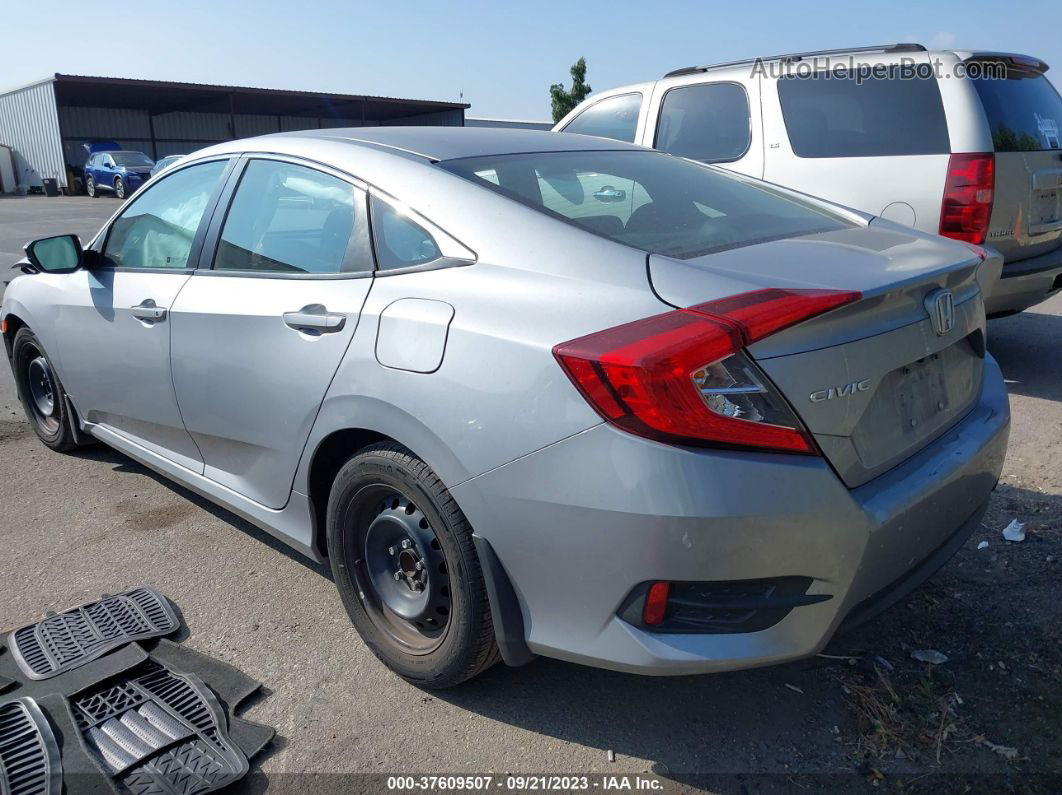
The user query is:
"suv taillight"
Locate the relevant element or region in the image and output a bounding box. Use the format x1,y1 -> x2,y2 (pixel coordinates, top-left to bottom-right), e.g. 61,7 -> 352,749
939,153 -> 995,245
553,289 -> 860,455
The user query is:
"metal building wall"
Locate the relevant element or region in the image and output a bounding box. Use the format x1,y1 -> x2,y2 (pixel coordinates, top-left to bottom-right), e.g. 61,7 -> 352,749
383,108 -> 465,126
466,117 -> 552,130
0,79 -> 65,191
58,107 -> 386,163
59,105 -> 153,169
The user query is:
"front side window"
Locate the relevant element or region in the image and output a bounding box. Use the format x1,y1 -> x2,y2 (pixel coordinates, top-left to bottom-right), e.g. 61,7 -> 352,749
655,83 -> 751,163
371,197 -> 442,271
214,159 -> 370,274
562,93 -> 642,143
442,150 -> 849,260
103,160 -> 227,269
971,70 -> 1062,152
778,71 -> 950,157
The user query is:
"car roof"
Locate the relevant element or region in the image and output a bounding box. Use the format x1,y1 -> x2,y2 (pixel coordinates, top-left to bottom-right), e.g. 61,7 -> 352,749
205,127 -> 646,162
610,44 -> 1050,84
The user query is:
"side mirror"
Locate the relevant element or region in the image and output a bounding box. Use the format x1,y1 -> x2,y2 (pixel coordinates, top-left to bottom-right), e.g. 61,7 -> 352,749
23,235 -> 84,274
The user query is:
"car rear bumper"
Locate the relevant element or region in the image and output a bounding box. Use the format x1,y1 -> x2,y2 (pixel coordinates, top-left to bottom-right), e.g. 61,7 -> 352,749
984,245 -> 1062,316
452,355 -> 1009,675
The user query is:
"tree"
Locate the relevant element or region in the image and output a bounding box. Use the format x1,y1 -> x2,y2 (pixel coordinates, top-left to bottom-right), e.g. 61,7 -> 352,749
550,57 -> 592,123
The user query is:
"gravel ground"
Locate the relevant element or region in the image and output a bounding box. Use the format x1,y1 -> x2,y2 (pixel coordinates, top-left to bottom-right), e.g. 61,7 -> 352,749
0,195 -> 1059,793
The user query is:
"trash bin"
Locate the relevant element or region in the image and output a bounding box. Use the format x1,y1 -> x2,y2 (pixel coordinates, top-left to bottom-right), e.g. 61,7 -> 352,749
42,178 -> 59,197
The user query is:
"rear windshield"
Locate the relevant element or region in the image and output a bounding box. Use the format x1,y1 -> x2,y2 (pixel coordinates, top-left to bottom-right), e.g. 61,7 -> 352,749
112,152 -> 154,166
971,71 -> 1062,152
778,71 -> 950,157
440,150 -> 850,259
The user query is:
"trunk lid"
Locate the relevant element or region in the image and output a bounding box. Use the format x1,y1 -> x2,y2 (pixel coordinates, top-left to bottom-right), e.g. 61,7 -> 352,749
648,221 -> 988,487
969,65 -> 1062,265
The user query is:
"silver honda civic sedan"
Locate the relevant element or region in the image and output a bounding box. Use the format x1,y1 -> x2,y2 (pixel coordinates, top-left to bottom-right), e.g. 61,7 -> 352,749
2,128 -> 1009,687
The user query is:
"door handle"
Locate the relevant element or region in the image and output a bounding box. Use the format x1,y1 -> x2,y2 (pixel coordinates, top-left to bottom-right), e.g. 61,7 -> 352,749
283,305 -> 346,333
131,300 -> 166,322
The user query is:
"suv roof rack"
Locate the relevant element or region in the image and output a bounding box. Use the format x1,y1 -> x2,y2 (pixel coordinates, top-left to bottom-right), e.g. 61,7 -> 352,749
664,43 -> 927,78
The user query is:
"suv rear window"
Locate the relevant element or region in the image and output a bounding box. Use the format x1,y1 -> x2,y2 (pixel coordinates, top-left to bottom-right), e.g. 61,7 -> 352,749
441,150 -> 849,260
778,71 -> 950,157
971,71 -> 1062,152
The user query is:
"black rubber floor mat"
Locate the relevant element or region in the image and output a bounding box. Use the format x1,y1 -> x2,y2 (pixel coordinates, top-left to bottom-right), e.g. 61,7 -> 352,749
9,589 -> 178,681
72,660 -> 248,794
0,697 -> 62,795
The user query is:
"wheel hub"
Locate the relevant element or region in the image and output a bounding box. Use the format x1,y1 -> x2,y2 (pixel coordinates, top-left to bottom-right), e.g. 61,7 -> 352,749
27,357 -> 55,418
362,495 -> 450,633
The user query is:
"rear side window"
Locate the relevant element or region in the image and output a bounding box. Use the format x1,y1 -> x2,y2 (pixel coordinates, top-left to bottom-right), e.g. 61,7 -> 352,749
778,72 -> 950,157
971,71 -> 1062,151
442,150 -> 849,260
214,159 -> 371,275
562,93 -> 642,143
370,197 -> 442,271
655,83 -> 751,163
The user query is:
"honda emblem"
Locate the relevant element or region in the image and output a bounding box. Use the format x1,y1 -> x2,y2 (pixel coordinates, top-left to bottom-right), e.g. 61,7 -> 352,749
925,289 -> 955,336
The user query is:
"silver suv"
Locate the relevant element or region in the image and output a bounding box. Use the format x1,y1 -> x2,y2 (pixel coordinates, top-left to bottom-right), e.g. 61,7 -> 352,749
555,43 -> 1062,316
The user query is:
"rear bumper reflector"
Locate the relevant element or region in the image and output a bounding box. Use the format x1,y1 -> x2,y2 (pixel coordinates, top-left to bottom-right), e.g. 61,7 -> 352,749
620,577 -> 832,634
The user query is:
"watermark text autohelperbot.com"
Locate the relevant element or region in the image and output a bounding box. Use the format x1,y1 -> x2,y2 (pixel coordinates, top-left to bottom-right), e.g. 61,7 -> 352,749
750,56 -> 1007,83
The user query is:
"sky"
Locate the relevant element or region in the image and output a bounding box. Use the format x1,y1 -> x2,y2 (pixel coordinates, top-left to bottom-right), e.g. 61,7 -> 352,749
5,0 -> 1061,120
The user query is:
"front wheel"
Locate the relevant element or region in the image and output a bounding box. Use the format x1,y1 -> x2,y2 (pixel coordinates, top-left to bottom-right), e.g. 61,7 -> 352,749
12,328 -> 80,452
113,176 -> 126,199
327,442 -> 500,688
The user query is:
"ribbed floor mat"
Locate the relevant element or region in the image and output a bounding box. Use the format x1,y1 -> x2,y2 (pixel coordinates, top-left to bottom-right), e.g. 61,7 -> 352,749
0,697 -> 61,795
72,661 -> 248,794
9,589 -> 178,680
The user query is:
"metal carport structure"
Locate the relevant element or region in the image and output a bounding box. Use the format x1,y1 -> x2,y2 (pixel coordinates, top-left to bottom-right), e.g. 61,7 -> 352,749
0,74 -> 468,192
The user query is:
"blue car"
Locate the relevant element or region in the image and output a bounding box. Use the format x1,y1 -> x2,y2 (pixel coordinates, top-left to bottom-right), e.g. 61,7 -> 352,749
84,150 -> 155,199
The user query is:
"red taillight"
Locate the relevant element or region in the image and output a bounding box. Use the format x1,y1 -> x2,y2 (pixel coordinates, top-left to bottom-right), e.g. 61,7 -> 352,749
939,153 -> 994,245
643,581 -> 670,626
553,289 -> 860,454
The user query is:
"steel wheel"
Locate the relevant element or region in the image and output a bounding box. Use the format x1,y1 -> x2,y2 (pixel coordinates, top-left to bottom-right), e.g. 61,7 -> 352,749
11,327 -> 80,452
348,485 -> 452,654
26,355 -> 59,435
114,177 -> 126,199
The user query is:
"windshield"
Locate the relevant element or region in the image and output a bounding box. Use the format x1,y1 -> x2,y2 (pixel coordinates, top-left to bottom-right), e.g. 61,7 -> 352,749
972,70 -> 1062,152
112,152 -> 154,167
440,150 -> 849,259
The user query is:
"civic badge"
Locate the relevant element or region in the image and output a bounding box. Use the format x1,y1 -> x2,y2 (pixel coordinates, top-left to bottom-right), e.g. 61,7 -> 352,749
925,289 -> 954,336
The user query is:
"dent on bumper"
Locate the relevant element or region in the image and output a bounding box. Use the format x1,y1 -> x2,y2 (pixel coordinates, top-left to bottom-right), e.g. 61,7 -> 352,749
453,357 -> 1010,675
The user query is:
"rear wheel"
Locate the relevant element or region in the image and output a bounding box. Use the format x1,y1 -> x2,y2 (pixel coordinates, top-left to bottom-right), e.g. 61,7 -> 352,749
113,176 -> 126,199
12,328 -> 79,452
86,175 -> 97,197
327,442 -> 499,688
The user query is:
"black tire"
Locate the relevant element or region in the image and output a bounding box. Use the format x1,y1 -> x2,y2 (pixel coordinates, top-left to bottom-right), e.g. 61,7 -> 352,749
327,442 -> 500,688
86,175 -> 98,198
12,327 -> 80,452
113,176 -> 126,200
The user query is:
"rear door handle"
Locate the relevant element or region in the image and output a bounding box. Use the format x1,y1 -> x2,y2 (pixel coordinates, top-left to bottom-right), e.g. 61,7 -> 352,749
131,300 -> 167,322
283,305 -> 346,333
